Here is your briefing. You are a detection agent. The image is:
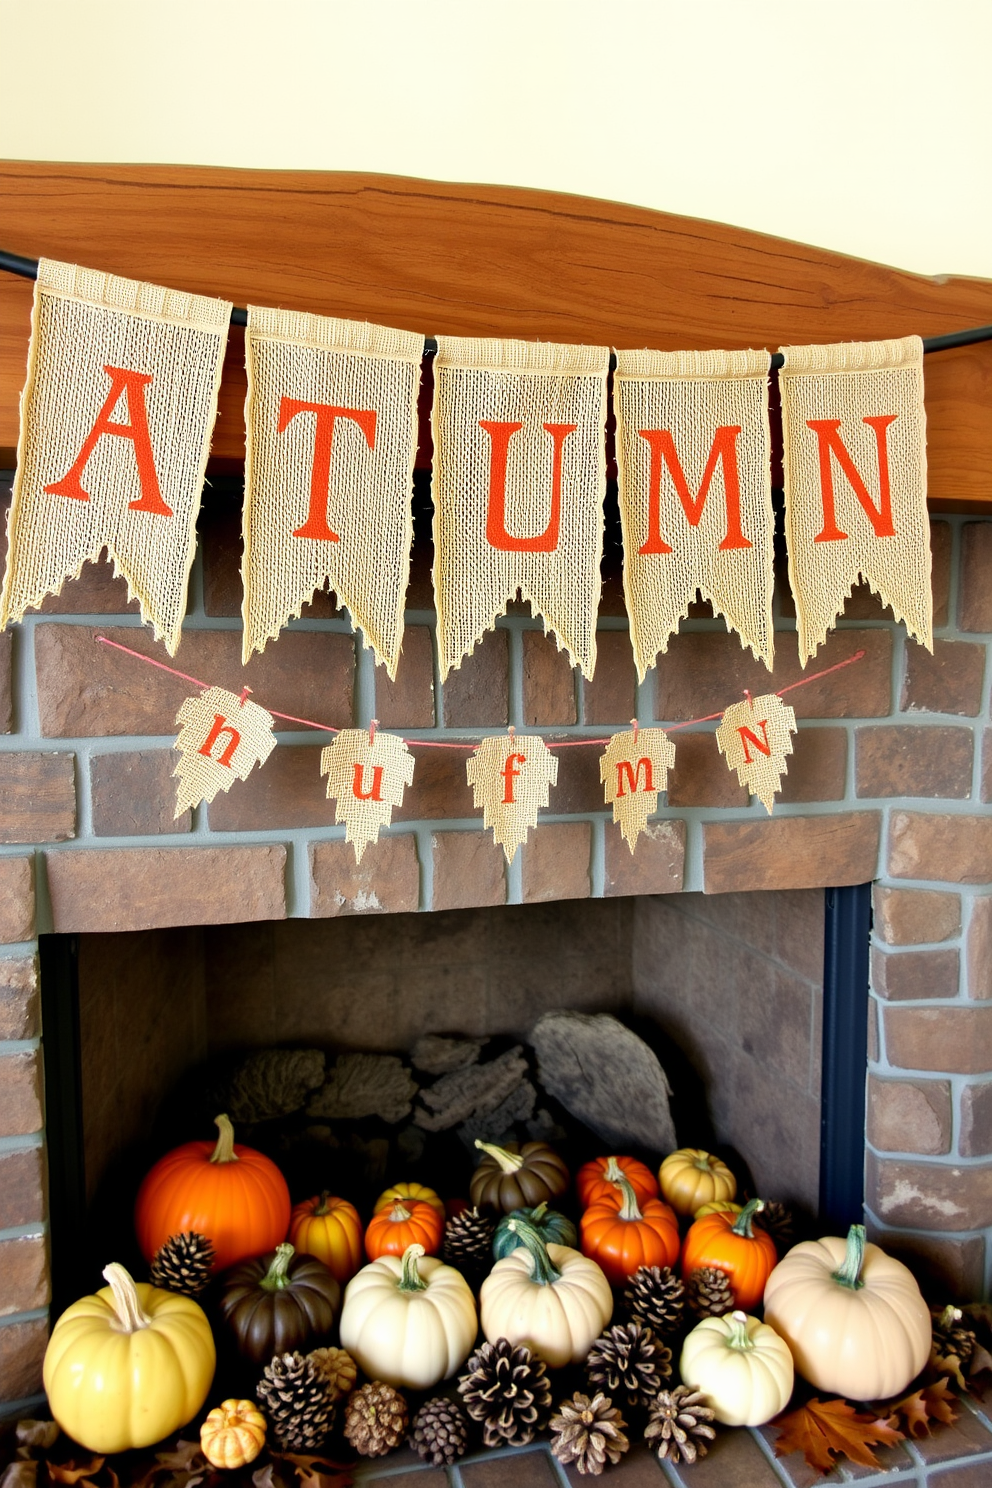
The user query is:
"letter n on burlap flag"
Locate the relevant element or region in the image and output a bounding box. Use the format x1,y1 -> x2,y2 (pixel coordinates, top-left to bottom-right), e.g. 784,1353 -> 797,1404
0,260 -> 230,654
779,335 -> 932,664
242,309 -> 423,676
432,336 -> 609,680
614,348 -> 775,681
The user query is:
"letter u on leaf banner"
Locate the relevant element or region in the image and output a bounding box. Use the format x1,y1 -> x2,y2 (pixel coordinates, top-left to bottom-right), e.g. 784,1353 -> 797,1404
466,733 -> 558,862
715,694 -> 797,813
173,687 -> 276,816
600,728 -> 676,850
320,730 -> 415,862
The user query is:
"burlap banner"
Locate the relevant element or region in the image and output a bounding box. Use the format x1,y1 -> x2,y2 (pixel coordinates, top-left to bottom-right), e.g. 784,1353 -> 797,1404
321,729 -> 415,861
779,335 -> 932,664
0,260 -> 230,654
173,686 -> 276,816
614,347 -> 775,680
432,336 -> 609,679
716,693 -> 797,813
466,732 -> 558,862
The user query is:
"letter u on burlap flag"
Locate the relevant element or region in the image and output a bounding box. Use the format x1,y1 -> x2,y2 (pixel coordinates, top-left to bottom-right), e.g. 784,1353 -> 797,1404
242,308 -> 423,675
0,260 -> 230,654
614,348 -> 775,681
432,336 -> 609,679
779,335 -> 932,664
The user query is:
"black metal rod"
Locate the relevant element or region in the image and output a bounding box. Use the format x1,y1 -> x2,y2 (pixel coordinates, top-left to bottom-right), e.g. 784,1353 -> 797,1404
819,883 -> 873,1232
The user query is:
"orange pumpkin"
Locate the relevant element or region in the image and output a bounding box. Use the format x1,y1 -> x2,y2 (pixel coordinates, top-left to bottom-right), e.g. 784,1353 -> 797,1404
289,1193 -> 364,1283
580,1170 -> 680,1285
576,1155 -> 659,1211
374,1182 -> 446,1220
681,1198 -> 777,1311
135,1114 -> 290,1274
364,1199 -> 444,1261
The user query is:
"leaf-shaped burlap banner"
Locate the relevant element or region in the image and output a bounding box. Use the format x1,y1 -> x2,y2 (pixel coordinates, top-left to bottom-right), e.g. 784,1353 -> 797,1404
173,686 -> 276,816
1,260 -> 230,655
779,335 -> 932,664
600,728 -> 676,850
466,733 -> 558,862
716,693 -> 797,812
320,729 -> 415,862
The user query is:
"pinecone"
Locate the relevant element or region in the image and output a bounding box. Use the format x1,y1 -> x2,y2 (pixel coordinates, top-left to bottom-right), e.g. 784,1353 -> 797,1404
148,1230 -> 215,1298
623,1265 -> 685,1338
757,1200 -> 793,1252
308,1345 -> 357,1401
687,1266 -> 735,1317
458,1338 -> 552,1447
442,1206 -> 495,1289
644,1387 -> 717,1466
550,1393 -> 629,1476
586,1321 -> 671,1407
931,1305 -> 978,1373
257,1351 -> 334,1452
408,1397 -> 469,1466
344,1381 -> 409,1458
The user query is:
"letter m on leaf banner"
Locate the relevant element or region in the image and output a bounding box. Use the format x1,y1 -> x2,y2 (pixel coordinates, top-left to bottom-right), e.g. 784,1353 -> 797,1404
600,728 -> 676,850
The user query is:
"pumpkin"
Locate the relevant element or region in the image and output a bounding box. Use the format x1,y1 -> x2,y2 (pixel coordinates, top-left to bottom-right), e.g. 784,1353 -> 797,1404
289,1192 -> 364,1283
680,1310 -> 794,1426
365,1198 -> 444,1260
659,1148 -> 737,1217
480,1214 -> 613,1367
580,1170 -> 680,1285
44,1263 -> 215,1454
375,1181 -> 446,1219
694,1200 -> 743,1219
762,1223 -> 931,1401
201,1399 -> 267,1469
493,1200 -> 577,1259
681,1198 -> 777,1311
576,1155 -> 659,1210
470,1139 -> 570,1214
340,1243 -> 477,1390
135,1113 -> 291,1273
218,1242 -> 341,1365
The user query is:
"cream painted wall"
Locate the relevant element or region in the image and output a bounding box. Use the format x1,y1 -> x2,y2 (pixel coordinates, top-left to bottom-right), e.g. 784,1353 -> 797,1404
1,0 -> 989,279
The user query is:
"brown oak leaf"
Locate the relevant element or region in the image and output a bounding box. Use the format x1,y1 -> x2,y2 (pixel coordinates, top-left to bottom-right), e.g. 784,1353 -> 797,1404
48,1459 -> 105,1485
1,1462 -> 38,1488
772,1397 -> 905,1474
920,1377 -> 960,1427
139,1440 -> 211,1488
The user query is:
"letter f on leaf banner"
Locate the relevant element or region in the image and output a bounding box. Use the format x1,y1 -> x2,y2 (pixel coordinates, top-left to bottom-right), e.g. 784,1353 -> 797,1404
173,687 -> 276,817
716,694 -> 797,813
600,728 -> 676,850
466,734 -> 558,862
320,729 -> 415,862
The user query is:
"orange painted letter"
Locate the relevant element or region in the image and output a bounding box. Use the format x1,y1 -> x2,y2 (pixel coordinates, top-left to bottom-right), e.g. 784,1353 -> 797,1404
198,714 -> 241,769
45,364 -> 171,515
352,762 -> 385,801
501,752 -> 526,804
737,719 -> 771,765
806,415 -> 898,542
637,425 -> 750,554
279,399 -> 377,542
481,420 -> 576,552
615,758 -> 655,798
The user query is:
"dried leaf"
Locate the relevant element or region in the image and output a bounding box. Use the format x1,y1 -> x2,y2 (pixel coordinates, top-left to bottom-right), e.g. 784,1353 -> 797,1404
270,1454 -> 352,1488
969,1342 -> 992,1378
14,1424 -> 59,1452
1,1461 -> 37,1488
772,1397 -> 904,1474
48,1459 -> 105,1485
141,1440 -> 210,1488
931,1348 -> 967,1390
888,1388 -> 930,1437
920,1377 -> 960,1427
251,1464 -> 289,1488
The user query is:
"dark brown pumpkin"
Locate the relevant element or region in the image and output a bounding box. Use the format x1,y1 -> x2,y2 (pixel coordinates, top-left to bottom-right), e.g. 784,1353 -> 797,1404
469,1139 -> 569,1214
218,1242 -> 341,1364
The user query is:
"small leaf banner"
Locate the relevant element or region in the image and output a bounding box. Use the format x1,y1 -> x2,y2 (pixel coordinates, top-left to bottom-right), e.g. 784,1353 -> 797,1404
715,693 -> 797,812
466,733 -> 558,862
600,728 -> 675,850
320,729 -> 415,862
173,686 -> 276,816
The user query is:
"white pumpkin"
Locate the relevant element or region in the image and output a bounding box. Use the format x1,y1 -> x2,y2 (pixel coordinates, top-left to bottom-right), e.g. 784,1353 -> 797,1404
680,1310 -> 794,1426
339,1243 -> 477,1390
763,1223 -> 931,1401
479,1215 -> 612,1367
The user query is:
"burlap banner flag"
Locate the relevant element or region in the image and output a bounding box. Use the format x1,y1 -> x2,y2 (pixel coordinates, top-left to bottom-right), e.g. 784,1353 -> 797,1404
779,336 -> 932,664
321,728 -> 416,862
432,336 -> 609,679
242,309 -> 422,676
614,348 -> 775,680
0,260 -> 230,654
173,686 -> 276,817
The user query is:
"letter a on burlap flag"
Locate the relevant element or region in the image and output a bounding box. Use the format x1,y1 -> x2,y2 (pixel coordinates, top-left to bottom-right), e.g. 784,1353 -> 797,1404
242,309 -> 423,675
779,335 -> 932,664
432,336 -> 609,679
0,260 -> 230,654
174,686 -> 276,817
320,729 -> 415,862
466,733 -> 558,862
600,728 -> 676,850
614,348 -> 775,681
716,693 -> 797,813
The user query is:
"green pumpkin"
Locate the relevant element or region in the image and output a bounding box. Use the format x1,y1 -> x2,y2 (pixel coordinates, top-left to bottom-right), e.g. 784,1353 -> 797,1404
493,1202 -> 577,1259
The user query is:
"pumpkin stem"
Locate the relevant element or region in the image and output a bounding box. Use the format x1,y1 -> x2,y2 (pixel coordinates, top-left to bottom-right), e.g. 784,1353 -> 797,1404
506,1216 -> 562,1286
693,1152 -> 716,1172
612,1172 -> 643,1222
939,1304 -> 963,1330
399,1243 -> 428,1292
604,1157 -> 625,1184
475,1139 -> 524,1173
530,1201 -> 549,1221
831,1223 -> 867,1290
103,1262 -> 151,1333
389,1202 -> 412,1223
313,1191 -> 331,1216
731,1198 -> 764,1239
725,1310 -> 755,1351
260,1242 -> 296,1292
209,1113 -> 239,1165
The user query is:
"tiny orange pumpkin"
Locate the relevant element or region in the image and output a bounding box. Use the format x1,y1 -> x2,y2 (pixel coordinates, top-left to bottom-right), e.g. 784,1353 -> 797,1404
576,1155 -> 660,1211
375,1182 -> 446,1219
289,1192 -> 364,1284
580,1170 -> 680,1285
681,1197 -> 777,1311
364,1199 -> 444,1260
200,1399 -> 266,1469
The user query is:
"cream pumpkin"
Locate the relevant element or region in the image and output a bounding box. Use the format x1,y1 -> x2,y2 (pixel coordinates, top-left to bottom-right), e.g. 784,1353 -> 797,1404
339,1243 -> 477,1390
763,1224 -> 931,1401
480,1215 -> 612,1367
680,1311 -> 794,1426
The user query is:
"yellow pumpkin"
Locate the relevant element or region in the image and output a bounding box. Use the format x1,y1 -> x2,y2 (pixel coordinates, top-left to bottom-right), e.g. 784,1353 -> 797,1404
201,1400 -> 267,1469
693,1200 -> 743,1219
44,1263 -> 215,1453
659,1149 -> 736,1217
375,1182 -> 446,1219
680,1311 -> 794,1426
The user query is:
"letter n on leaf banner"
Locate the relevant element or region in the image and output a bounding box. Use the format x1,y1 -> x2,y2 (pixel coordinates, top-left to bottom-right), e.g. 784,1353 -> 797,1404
173,687 -> 276,816
466,734 -> 558,862
320,730 -> 415,862
600,728 -> 676,851
715,694 -> 797,813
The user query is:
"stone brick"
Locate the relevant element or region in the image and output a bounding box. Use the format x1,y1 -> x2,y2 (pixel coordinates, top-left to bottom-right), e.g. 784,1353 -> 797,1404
0,1146 -> 46,1229
522,631 -> 577,725
550,745 -> 607,814
0,1316 -> 47,1403
442,631 -> 509,726
873,886 -> 961,945
90,750 -> 192,834
867,1150 -> 992,1231
0,753 -> 76,843
0,958 -> 38,1040
982,729 -> 992,805
888,812 -> 992,884
902,638 -> 986,717
884,1005 -> 992,1074
0,857 -> 34,943
867,1227 -> 985,1302
432,831 -> 506,911
604,819 -> 685,897
35,625 -> 354,736
656,628 -> 891,721
0,631 -> 13,733
374,627 -> 434,728
667,731 -> 747,807
931,518 -> 953,628
521,823 -> 591,902
406,532 -> 434,609
856,725 -> 973,799
0,1234 -> 49,1316
871,945 -> 960,1000
959,521 -> 992,632
209,746 -> 335,831
583,630 -> 637,724
310,835 -> 420,916
0,1051 -> 43,1137
959,1082 -> 992,1157
38,557 -> 139,614
967,897 -> 992,999
777,726 -> 847,803
867,1075 -> 952,1154
394,745 -> 476,821
46,845 -> 287,932
703,812 -> 881,894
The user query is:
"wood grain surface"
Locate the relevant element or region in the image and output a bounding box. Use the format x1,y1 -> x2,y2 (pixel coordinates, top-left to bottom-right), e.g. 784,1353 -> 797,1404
1,162 -> 990,502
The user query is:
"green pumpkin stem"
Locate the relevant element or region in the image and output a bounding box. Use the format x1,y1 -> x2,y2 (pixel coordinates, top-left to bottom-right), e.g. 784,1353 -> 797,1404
209,1113 -> 239,1165
103,1262 -> 150,1333
399,1243 -> 428,1292
832,1223 -> 867,1290
611,1172 -> 644,1222
725,1311 -> 755,1351
604,1157 -> 625,1184
260,1242 -> 296,1292
475,1139 -> 524,1173
731,1198 -> 764,1239
506,1216 -> 562,1286
313,1191 -> 331,1216
530,1201 -> 549,1221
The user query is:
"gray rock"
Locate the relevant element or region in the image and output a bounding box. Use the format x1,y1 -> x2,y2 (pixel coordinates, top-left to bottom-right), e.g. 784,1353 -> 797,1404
307,1053 -> 418,1123
414,1046 -> 529,1132
411,1034 -> 488,1075
458,1079 -> 536,1148
223,1048 -> 326,1123
530,1011 -> 676,1152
